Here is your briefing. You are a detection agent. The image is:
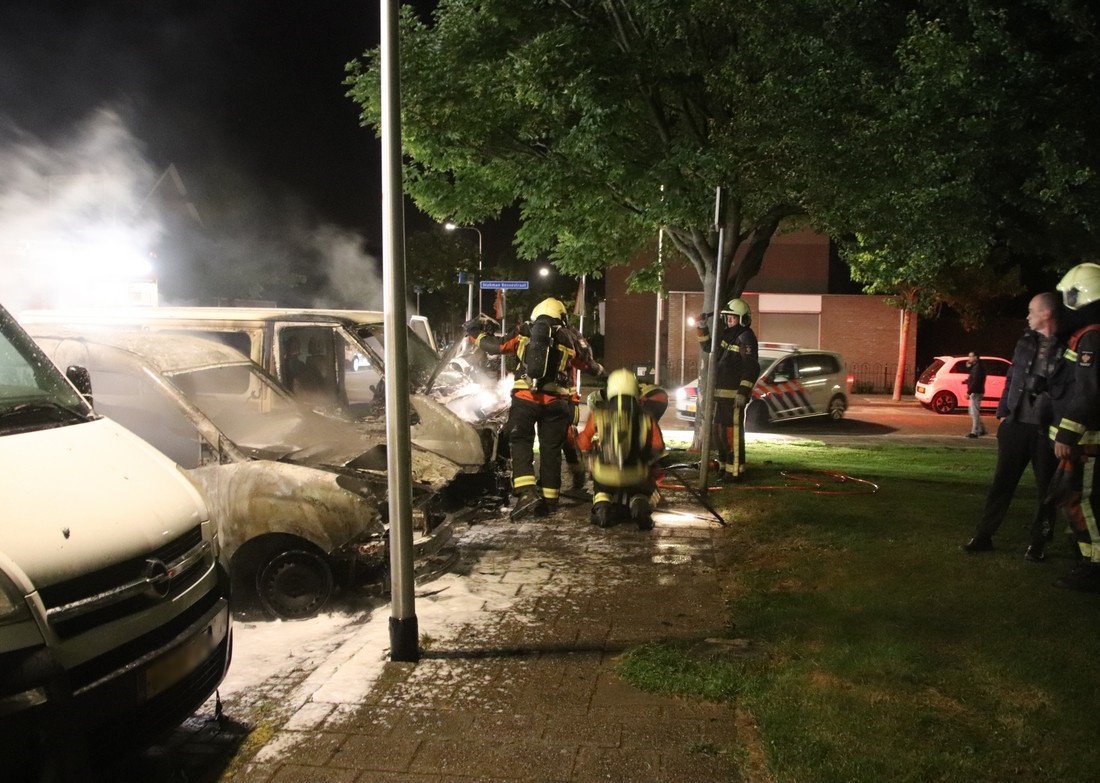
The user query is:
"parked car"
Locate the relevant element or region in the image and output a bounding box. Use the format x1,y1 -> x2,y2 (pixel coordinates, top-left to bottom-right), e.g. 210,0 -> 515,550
27,327 -> 462,620
674,344 -> 849,429
0,305 -> 230,774
914,355 -> 1011,414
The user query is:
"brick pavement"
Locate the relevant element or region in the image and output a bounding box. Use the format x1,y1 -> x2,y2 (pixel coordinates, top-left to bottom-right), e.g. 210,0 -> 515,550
114,496 -> 753,782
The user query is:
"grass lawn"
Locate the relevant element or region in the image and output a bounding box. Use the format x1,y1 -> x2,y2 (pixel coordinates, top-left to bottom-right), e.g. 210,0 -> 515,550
620,440 -> 1100,783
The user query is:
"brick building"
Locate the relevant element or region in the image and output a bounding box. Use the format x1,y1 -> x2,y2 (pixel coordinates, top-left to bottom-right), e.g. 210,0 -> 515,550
603,228 -> 917,392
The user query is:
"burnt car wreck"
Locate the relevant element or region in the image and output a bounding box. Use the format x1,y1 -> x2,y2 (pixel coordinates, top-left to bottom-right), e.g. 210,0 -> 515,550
28,327 -> 465,619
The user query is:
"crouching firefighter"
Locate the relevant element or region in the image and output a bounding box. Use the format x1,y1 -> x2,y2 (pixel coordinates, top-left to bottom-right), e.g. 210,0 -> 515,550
697,298 -> 760,481
468,297 -> 607,519
578,369 -> 666,531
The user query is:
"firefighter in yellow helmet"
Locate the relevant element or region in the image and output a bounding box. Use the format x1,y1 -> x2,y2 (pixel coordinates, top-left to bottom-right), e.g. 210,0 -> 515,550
467,296 -> 606,519
697,297 -> 760,480
577,369 -> 666,530
1050,263 -> 1100,592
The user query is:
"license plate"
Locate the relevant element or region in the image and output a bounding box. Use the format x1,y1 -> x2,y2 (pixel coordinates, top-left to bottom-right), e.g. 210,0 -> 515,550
686,401 -> 696,413
145,609 -> 228,699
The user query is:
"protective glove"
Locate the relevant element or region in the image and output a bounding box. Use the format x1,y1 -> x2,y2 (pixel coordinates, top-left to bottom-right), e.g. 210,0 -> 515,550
734,391 -> 748,409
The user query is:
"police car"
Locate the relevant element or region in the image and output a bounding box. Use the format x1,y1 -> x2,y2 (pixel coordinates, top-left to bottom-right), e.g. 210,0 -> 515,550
674,343 -> 850,429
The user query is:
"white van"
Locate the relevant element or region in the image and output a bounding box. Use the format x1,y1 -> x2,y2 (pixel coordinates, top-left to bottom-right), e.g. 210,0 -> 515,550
0,305 -> 230,776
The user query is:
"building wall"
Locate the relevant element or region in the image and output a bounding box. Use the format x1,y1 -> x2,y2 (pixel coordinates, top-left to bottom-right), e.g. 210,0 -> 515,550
603,228 -> 915,392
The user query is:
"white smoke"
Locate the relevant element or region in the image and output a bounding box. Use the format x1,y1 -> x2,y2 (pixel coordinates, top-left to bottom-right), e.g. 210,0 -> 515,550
0,109 -> 162,312
309,224 -> 383,311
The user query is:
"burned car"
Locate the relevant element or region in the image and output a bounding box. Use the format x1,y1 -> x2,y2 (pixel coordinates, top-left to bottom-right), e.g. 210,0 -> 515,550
27,327 -> 462,620
20,307 -> 504,470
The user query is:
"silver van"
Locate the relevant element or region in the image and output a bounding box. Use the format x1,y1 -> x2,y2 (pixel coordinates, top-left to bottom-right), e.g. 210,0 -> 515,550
20,307 -> 496,468
0,305 -> 230,775
27,327 -> 461,620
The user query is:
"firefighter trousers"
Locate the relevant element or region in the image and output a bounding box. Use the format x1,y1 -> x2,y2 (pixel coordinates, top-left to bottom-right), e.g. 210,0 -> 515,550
1058,452 -> 1100,564
714,396 -> 746,476
507,394 -> 572,501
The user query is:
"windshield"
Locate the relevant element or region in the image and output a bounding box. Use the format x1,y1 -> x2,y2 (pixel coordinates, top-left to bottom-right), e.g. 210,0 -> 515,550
918,359 -> 945,384
0,308 -> 92,434
167,363 -> 308,449
353,324 -> 439,391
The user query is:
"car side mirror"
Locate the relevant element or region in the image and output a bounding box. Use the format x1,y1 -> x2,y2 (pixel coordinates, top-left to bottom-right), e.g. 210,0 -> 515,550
66,365 -> 93,402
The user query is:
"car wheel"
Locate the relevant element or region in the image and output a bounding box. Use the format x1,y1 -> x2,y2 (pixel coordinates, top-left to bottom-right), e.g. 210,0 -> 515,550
256,548 -> 335,620
930,390 -> 957,414
827,394 -> 847,421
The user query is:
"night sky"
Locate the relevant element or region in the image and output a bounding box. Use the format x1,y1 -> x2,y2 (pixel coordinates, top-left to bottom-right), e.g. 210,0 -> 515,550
0,0 -> 390,241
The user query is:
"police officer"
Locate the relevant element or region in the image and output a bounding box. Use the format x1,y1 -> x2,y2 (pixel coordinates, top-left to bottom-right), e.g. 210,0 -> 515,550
577,369 -> 666,530
469,297 -> 606,519
962,293 -> 1070,559
1050,263 -> 1100,592
697,298 -> 760,481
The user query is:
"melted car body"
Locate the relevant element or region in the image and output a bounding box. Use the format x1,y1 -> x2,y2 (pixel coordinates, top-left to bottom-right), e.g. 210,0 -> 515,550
27,327 -> 458,619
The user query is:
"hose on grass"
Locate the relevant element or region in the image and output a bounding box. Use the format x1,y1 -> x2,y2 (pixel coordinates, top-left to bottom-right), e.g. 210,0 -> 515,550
657,460 -> 879,496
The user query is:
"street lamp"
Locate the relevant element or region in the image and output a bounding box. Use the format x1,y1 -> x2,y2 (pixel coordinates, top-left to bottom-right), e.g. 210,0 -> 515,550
538,266 -> 551,278
445,222 -> 483,320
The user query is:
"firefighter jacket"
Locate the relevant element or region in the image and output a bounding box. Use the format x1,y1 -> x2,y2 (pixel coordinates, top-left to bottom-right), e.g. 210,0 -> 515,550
698,321 -> 761,398
996,329 -> 1071,423
471,320 -> 606,401
577,397 -> 665,488
1052,324 -> 1100,448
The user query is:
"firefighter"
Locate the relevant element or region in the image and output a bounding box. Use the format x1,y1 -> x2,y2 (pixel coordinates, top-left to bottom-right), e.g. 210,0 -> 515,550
1050,262 -> 1100,592
577,369 -> 666,531
697,298 -> 760,480
468,297 -> 606,519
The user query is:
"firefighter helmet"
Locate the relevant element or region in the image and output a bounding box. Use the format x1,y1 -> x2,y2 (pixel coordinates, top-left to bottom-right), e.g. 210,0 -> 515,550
606,368 -> 640,400
531,297 -> 568,322
1058,262 -> 1100,311
719,297 -> 750,318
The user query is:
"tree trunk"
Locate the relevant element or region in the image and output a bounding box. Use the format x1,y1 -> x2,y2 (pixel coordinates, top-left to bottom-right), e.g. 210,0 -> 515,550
892,307 -> 912,401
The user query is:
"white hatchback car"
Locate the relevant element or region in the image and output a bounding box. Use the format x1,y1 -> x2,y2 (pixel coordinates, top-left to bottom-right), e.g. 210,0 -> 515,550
914,355 -> 1011,414
674,344 -> 850,428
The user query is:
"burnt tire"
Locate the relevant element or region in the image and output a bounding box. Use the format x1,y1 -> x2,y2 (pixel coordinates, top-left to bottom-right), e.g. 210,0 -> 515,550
931,390 -> 958,415
256,548 -> 334,620
828,394 -> 847,421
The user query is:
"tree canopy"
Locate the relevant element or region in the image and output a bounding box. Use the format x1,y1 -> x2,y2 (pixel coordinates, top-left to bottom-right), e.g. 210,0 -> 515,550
348,0 -> 1100,319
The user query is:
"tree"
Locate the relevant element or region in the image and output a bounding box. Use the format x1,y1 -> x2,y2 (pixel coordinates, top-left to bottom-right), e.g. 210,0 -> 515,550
347,0 -> 803,318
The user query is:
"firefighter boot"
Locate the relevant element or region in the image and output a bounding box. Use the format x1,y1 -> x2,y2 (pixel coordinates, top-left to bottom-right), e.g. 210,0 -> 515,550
591,502 -> 614,528
630,496 -> 653,531
511,487 -> 543,521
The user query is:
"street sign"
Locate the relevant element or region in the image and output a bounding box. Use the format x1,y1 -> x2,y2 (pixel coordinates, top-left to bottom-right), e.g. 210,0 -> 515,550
480,280 -> 529,290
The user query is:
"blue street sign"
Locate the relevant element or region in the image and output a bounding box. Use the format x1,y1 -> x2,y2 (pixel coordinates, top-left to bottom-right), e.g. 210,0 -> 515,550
480,280 -> 530,290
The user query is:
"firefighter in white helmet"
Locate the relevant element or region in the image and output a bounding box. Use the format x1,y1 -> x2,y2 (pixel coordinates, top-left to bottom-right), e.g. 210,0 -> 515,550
1050,262 -> 1100,592
468,296 -> 606,519
697,297 -> 760,480
577,369 -> 665,530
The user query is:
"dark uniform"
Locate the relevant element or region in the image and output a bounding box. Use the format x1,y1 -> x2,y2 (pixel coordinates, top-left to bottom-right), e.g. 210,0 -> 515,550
698,303 -> 760,479
1050,321 -> 1100,590
471,301 -> 605,516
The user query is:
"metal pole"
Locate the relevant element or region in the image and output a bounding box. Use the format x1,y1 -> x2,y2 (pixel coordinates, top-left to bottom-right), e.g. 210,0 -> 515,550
698,187 -> 728,491
576,273 -> 586,394
476,228 -> 483,316
466,280 -> 474,322
654,228 -> 665,387
500,290 -> 507,379
381,0 -> 418,663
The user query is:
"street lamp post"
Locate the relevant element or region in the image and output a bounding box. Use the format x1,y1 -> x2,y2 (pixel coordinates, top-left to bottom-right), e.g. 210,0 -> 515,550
445,222 -> 483,320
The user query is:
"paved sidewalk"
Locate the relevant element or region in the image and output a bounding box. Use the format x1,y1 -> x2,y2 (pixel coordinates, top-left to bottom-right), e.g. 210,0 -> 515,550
221,498 -> 750,783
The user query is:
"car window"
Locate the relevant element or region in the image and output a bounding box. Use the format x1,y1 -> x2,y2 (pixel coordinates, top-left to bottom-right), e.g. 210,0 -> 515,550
949,359 -> 970,374
795,354 -> 839,378
771,358 -> 795,381
163,329 -> 251,359
981,359 -> 1009,377
918,359 -> 944,384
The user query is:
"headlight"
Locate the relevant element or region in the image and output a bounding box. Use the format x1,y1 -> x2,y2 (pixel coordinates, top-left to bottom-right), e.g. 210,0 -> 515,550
0,570 -> 30,626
